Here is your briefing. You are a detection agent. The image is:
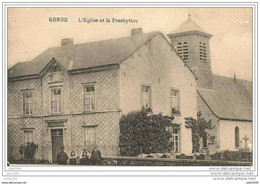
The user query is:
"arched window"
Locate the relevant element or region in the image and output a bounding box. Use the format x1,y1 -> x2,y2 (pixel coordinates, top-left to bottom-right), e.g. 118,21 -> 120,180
176,42 -> 189,62
235,127 -> 240,148
51,65 -> 62,81
199,42 -> 207,62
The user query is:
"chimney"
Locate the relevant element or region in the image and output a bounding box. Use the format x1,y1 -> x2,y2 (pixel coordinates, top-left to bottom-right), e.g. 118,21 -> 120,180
61,38 -> 73,46
234,73 -> 236,82
131,28 -> 143,36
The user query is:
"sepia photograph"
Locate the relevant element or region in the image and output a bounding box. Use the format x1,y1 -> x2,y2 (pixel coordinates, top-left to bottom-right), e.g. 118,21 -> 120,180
2,2 -> 259,183
6,7 -> 254,168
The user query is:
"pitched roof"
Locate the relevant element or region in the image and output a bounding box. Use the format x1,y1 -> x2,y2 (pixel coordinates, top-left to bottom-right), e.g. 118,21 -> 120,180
197,75 -> 252,121
169,17 -> 211,36
8,32 -> 159,78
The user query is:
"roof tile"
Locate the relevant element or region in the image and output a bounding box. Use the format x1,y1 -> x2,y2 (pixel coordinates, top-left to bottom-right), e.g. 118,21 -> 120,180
169,17 -> 210,35
197,75 -> 252,121
8,32 -> 159,78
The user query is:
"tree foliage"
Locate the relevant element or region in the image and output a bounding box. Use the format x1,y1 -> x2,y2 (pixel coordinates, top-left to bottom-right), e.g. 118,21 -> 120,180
185,111 -> 215,153
19,142 -> 38,159
119,108 -> 174,157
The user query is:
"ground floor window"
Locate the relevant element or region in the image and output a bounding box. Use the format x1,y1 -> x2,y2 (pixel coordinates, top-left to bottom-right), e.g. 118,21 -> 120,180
202,136 -> 207,148
235,127 -> 240,148
169,128 -> 180,153
83,126 -> 96,147
24,130 -> 33,145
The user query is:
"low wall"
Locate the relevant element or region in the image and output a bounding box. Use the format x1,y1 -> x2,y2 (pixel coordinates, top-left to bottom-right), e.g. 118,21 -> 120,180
102,156 -> 252,166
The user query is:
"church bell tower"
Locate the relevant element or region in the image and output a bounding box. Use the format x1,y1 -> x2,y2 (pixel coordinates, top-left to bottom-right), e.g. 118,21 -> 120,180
167,14 -> 213,89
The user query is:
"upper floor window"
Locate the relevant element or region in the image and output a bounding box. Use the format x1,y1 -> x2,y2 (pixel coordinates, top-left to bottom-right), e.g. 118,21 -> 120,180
199,42 -> 207,62
51,66 -> 62,81
176,42 -> 189,62
51,88 -> 61,114
171,89 -> 180,115
23,91 -> 33,116
84,85 -> 95,111
24,130 -> 33,145
235,127 -> 240,148
141,85 -> 151,109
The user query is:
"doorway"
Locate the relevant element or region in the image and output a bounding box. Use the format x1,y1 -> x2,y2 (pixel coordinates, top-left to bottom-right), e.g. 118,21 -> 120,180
51,129 -> 63,163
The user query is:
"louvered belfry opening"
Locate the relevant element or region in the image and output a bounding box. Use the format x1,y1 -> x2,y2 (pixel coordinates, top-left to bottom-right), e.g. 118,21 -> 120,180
176,42 -> 189,62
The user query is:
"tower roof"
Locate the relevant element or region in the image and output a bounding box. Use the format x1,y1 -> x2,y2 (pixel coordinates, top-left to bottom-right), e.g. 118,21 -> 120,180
168,15 -> 212,37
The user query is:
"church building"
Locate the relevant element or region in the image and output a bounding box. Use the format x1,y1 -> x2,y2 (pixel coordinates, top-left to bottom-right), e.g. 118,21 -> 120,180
167,15 -> 252,153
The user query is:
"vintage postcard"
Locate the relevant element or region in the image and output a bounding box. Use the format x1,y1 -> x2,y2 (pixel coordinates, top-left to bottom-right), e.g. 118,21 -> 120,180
1,2 -> 258,184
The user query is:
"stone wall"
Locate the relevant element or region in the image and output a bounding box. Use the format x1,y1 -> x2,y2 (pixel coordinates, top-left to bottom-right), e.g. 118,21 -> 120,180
120,33 -> 197,154
219,120 -> 252,151
8,64 -> 121,161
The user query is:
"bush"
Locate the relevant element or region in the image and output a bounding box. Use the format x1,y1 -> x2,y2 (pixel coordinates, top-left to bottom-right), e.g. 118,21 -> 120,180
36,159 -> 50,164
119,108 -> 174,157
211,150 -> 252,162
19,142 -> 38,160
175,154 -> 185,159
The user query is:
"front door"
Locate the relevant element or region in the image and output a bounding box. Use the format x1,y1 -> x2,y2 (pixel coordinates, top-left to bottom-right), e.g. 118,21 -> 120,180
51,129 -> 63,163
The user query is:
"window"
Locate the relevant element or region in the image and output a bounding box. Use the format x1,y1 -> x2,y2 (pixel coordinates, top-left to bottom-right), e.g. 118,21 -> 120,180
235,127 -> 240,148
23,91 -> 33,115
141,85 -> 151,108
24,130 -> 33,145
171,89 -> 180,114
170,128 -> 180,153
83,127 -> 96,147
51,88 -> 61,114
182,42 -> 189,62
176,42 -> 189,62
84,85 -> 95,111
51,129 -> 63,136
176,42 -> 183,58
199,42 -> 207,62
51,66 -> 62,81
202,136 -> 208,148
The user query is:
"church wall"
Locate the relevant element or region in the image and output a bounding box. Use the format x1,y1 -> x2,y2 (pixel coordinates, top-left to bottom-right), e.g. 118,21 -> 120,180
197,92 -> 220,153
169,34 -> 213,89
219,120 -> 252,151
169,34 -> 212,73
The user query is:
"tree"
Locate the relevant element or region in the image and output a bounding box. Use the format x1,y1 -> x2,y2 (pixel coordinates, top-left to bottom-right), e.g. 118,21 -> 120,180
119,108 -> 174,157
185,111 -> 215,153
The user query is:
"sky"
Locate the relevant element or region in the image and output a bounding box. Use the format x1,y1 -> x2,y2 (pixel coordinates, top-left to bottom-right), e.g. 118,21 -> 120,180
8,8 -> 252,80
